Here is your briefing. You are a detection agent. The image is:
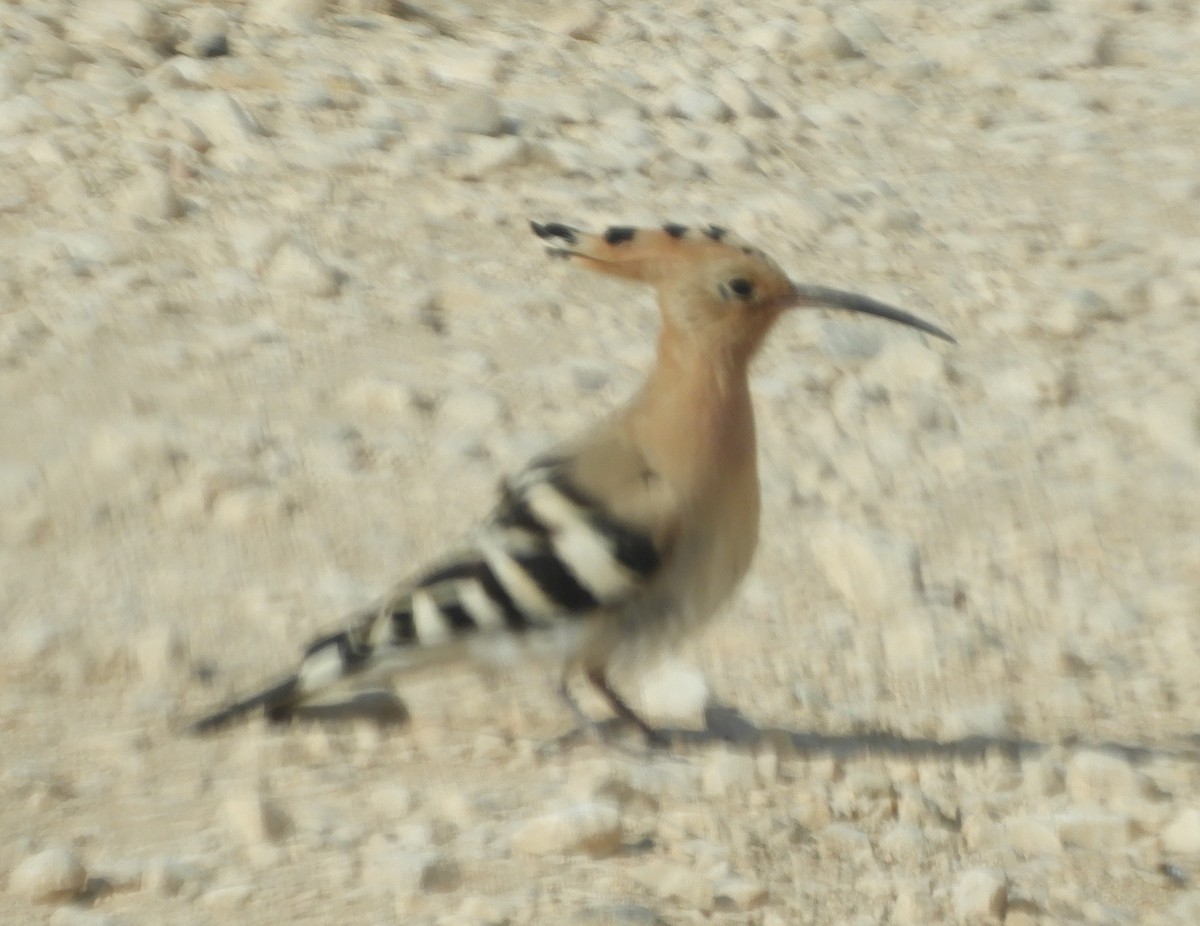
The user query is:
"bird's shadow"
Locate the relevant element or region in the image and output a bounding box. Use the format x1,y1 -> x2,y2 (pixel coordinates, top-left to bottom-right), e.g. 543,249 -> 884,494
286,693 -> 1200,766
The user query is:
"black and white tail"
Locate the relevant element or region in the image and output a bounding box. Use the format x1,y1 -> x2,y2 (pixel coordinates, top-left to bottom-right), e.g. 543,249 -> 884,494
185,458 -> 663,734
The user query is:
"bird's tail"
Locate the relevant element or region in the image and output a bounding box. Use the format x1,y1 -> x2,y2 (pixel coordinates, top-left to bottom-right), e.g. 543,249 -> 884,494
184,674 -> 302,735
184,622 -> 380,735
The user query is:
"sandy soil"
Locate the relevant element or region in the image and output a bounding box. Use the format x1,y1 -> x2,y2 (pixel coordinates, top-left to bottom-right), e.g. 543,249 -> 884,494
3,0 -> 1200,924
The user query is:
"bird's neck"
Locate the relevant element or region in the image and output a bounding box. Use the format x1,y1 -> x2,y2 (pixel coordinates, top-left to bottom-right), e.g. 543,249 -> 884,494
627,329 -> 759,496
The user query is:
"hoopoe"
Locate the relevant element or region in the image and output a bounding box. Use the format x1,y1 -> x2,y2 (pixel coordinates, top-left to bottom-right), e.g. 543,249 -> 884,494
187,221 -> 953,742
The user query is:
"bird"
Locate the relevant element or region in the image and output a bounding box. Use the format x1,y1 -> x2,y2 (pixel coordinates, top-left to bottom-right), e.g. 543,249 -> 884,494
186,220 -> 954,742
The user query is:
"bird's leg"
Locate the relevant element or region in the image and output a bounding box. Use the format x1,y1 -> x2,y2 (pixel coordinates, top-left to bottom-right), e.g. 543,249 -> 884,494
585,667 -> 670,748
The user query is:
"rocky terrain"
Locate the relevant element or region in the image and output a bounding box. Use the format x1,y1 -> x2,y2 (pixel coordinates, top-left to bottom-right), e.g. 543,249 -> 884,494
2,0 -> 1200,923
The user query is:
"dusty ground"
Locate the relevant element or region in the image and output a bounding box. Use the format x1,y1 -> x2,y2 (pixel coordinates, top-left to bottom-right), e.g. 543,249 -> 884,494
3,0 -> 1200,923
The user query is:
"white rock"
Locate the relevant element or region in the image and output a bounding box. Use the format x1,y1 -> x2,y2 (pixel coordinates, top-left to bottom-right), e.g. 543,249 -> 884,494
638,658 -> 708,724
359,837 -> 459,896
576,904 -> 662,925
1161,808 -> 1200,855
184,7 -> 231,58
450,136 -> 529,179
877,823 -> 928,863
8,846 -> 87,903
370,785 -> 417,819
187,92 -> 262,148
0,95 -> 65,135
952,868 -> 1008,920
1064,749 -> 1140,808
202,884 -> 254,907
1055,810 -> 1132,850
809,519 -> 921,614
48,910 -> 120,926
673,84 -> 732,123
142,858 -> 204,897
133,622 -> 186,683
444,89 -> 506,136
702,752 -> 759,797
548,2 -> 605,41
265,240 -> 342,297
633,862 -> 714,911
714,876 -> 767,911
251,0 -> 328,31
120,169 -> 185,222
712,73 -> 777,118
1039,288 -> 1115,338
510,803 -> 622,857
1004,815 -> 1063,857
818,823 -> 872,861
223,791 -> 292,846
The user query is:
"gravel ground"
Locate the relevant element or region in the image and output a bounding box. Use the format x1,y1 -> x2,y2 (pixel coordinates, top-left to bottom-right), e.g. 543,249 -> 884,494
3,1 -> 1200,924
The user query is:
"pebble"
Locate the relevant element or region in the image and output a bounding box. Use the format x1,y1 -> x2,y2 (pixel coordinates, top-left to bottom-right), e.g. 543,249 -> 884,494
184,7 -> 231,58
510,803 -> 622,857
574,904 -> 662,925
702,751 -> 760,797
672,84 -> 733,123
1162,808 -> 1200,855
8,846 -> 88,903
223,790 -> 293,846
444,89 -> 506,137
359,837 -> 459,896
714,876 -> 767,911
1064,749 -> 1141,808
952,868 -> 1008,920
809,519 -> 922,614
264,239 -> 343,297
638,658 -> 709,724
633,862 -> 714,911
1056,810 -> 1133,851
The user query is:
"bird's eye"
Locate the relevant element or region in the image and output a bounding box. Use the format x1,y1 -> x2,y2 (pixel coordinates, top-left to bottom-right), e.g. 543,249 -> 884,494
728,278 -> 754,299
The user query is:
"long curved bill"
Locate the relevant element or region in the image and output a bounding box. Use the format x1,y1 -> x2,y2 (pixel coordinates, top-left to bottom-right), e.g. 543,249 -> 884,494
789,282 -> 956,344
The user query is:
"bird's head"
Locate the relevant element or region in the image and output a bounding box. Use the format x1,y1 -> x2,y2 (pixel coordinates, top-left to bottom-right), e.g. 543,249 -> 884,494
532,220 -> 954,361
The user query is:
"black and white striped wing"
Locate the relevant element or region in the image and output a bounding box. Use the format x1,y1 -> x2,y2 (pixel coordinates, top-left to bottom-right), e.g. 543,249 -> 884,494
373,458 -> 665,652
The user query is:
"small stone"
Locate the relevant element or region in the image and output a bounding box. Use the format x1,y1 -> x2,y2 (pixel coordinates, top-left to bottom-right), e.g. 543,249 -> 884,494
188,92 -> 262,148
952,868 -> 1008,920
223,790 -> 292,846
634,862 -> 714,911
809,520 -> 921,614
575,904 -> 662,925
265,240 -> 342,297
1004,815 -> 1063,857
1162,808 -> 1200,855
1056,810 -> 1132,850
712,73 -> 777,118
185,7 -> 231,58
359,837 -> 458,897
549,2 -> 605,41
878,823 -> 928,863
8,846 -> 88,903
370,785 -> 417,819
202,884 -> 254,907
1064,749 -> 1141,808
445,89 -> 506,136
48,910 -> 119,926
714,877 -> 767,911
818,823 -> 872,861
639,659 -> 708,724
511,803 -> 622,857
702,751 -> 759,797
251,0 -> 328,30
450,136 -> 528,179
1039,288 -> 1115,338
673,83 -> 733,123
133,623 -> 186,683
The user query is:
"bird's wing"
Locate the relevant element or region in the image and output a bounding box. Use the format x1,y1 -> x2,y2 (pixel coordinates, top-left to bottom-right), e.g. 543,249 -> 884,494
186,427 -> 681,733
